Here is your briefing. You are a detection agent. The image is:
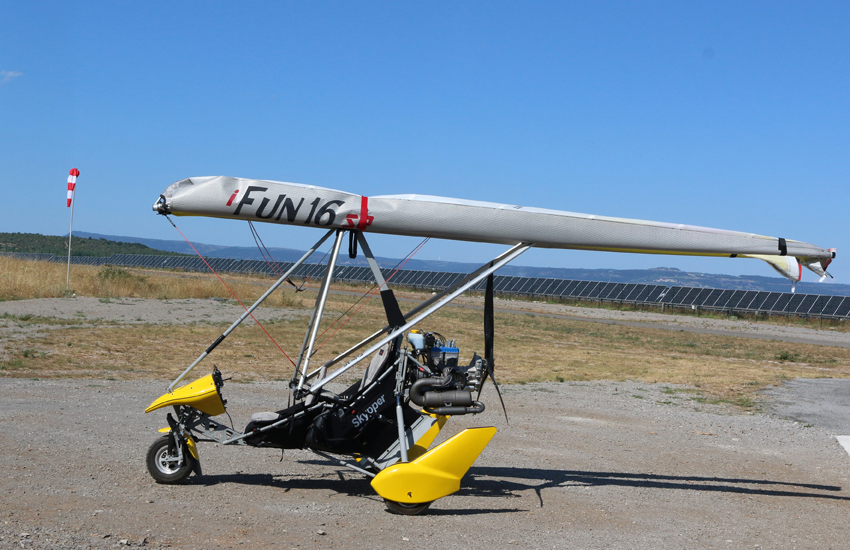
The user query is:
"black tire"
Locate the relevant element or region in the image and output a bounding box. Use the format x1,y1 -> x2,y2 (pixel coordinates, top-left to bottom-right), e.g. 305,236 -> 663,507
383,498 -> 433,515
146,435 -> 193,484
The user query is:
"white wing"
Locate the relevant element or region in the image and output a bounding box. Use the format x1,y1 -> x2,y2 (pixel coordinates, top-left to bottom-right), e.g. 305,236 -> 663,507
154,176 -> 836,281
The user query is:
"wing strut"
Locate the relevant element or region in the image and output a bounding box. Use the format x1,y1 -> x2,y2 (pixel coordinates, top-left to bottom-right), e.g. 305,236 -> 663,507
166,228 -> 336,392
306,243 -> 532,396
293,230 -> 346,392
356,231 -> 407,329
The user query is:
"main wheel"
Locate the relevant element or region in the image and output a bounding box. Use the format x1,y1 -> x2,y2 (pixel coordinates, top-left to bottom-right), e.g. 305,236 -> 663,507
383,498 -> 433,516
146,435 -> 193,484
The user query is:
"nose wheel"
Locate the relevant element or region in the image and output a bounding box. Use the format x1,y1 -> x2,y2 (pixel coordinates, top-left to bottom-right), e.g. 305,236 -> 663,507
146,435 -> 193,484
383,499 -> 433,515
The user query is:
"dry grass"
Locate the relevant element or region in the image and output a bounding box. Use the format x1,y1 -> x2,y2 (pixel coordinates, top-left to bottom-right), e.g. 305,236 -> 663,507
3,257 -> 850,408
4,282 -> 850,408
0,257 -> 301,308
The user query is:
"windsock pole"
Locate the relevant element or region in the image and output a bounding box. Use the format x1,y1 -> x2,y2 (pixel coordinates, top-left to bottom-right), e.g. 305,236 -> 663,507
66,168 -> 80,289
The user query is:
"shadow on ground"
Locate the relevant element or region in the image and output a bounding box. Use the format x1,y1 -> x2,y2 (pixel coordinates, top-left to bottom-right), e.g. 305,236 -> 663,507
463,466 -> 847,506
180,461 -> 848,516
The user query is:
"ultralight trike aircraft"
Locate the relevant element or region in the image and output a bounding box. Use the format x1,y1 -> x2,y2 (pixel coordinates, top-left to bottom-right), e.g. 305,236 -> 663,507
145,176 -> 835,514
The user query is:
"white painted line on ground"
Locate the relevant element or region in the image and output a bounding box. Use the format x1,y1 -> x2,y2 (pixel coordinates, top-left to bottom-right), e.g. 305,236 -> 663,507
835,436 -> 850,457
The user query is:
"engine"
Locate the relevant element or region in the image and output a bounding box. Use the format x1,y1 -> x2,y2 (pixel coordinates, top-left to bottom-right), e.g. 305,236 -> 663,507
406,330 -> 486,415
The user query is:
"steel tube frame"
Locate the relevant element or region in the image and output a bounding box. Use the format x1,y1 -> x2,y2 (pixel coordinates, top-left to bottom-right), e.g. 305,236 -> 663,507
308,243 -> 531,394
294,229 -> 346,391
307,241 -> 532,378
394,353 -> 409,463
311,449 -> 377,478
166,229 -> 336,392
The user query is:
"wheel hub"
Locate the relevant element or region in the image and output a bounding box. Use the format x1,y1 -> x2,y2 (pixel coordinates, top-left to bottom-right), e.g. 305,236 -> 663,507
155,448 -> 182,474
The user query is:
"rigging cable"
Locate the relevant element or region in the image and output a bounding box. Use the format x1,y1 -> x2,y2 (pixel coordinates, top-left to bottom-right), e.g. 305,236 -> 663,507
304,245 -> 331,282
164,215 -> 296,366
312,236 -> 431,354
312,236 -> 429,347
247,221 -> 301,291
247,220 -> 330,291
247,220 -> 333,292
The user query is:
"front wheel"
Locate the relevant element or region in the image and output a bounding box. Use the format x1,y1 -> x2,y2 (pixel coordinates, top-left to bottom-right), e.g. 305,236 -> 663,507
146,435 -> 193,484
383,499 -> 433,515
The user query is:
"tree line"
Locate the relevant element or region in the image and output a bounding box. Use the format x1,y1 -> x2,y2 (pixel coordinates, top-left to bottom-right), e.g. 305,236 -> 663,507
0,232 -> 187,257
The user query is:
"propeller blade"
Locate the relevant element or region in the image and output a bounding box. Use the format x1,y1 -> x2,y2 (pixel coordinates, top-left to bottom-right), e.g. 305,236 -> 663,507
480,271 -> 508,424
487,360 -> 509,425
479,270 -> 494,395
484,272 -> 494,372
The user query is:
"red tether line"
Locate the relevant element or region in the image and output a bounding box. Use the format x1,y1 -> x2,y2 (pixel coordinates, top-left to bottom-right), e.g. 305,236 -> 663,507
313,237 -> 431,353
165,216 -> 295,366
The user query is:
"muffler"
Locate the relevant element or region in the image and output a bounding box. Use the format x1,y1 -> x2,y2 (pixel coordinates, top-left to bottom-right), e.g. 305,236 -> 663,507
410,377 -> 485,415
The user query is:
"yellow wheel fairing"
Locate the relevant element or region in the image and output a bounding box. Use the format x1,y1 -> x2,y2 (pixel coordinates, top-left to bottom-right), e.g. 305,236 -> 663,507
371,426 -> 496,504
407,414 -> 448,461
144,374 -> 226,416
185,435 -> 199,461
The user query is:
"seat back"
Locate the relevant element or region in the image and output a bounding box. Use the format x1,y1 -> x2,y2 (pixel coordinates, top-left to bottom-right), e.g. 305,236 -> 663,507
360,343 -> 392,390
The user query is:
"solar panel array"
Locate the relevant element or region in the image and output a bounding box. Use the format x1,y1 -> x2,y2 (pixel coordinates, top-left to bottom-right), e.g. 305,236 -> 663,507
5,252 -> 849,320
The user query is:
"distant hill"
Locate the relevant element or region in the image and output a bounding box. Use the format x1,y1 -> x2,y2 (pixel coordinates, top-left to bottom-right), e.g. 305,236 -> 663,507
0,232 -> 188,257
71,231 -> 850,296
72,231 -> 313,263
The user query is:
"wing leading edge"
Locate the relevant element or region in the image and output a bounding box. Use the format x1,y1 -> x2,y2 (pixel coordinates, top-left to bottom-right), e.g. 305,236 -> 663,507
153,176 -> 835,285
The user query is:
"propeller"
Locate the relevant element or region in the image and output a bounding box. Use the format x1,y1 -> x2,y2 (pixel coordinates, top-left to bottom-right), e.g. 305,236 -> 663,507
479,270 -> 508,424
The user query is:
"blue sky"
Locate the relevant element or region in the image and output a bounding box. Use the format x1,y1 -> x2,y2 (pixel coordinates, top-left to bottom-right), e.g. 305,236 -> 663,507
1,2 -> 847,281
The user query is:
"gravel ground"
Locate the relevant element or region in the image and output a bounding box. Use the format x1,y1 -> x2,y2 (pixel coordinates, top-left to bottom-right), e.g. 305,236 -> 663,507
2,379 -> 849,549
2,297 -> 850,549
763,379 -> 850,434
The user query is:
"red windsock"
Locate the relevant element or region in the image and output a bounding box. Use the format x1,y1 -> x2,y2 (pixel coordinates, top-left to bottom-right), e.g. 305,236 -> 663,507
67,168 -> 80,207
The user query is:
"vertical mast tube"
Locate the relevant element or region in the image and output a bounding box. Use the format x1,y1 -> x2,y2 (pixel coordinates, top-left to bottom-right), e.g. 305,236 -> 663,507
295,229 -> 346,391
65,168 -> 80,289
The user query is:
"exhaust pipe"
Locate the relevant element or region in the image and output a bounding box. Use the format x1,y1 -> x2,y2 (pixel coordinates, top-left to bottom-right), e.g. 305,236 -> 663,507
410,376 -> 485,415
424,402 -> 485,415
